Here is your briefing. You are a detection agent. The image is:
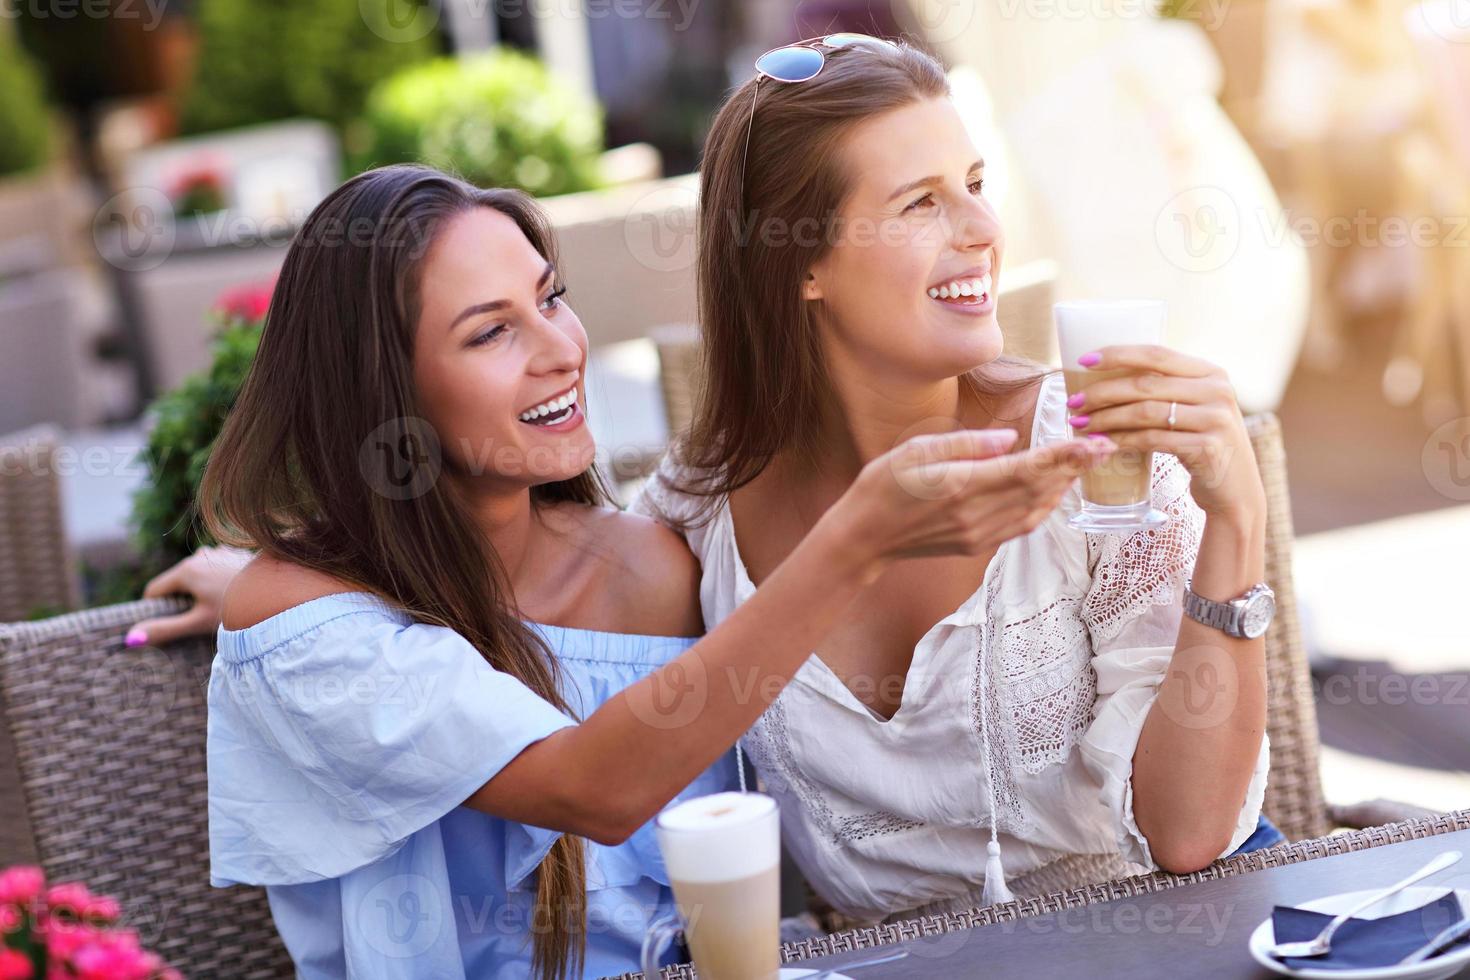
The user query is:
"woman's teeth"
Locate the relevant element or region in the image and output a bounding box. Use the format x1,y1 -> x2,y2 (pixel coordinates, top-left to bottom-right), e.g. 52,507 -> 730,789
519,388 -> 578,424
928,274 -> 992,304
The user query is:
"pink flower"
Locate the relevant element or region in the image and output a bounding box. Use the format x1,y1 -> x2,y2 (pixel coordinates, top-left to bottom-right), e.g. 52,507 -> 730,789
69,930 -> 157,980
43,918 -> 95,960
43,882 -> 93,916
161,151 -> 231,202
0,868 -> 44,906
70,943 -> 139,980
0,947 -> 33,980
80,894 -> 121,924
213,279 -> 275,323
0,903 -> 20,932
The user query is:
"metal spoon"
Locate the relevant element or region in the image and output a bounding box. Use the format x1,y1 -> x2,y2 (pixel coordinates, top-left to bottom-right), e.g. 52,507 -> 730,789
1267,850 -> 1462,960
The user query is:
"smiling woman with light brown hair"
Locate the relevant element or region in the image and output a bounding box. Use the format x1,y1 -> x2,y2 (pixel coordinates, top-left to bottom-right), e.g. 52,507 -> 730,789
634,34 -> 1277,921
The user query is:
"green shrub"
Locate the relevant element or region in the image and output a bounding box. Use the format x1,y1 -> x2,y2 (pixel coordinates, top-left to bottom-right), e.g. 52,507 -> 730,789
350,49 -> 605,197
128,294 -> 267,580
0,29 -> 52,177
181,0 -> 437,136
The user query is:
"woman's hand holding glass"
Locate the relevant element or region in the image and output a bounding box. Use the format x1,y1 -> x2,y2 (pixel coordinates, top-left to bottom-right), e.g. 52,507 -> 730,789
1065,346 -> 1266,524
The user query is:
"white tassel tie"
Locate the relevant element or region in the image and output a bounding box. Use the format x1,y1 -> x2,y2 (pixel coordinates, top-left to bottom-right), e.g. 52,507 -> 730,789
977,623 -> 1014,907
981,838 -> 1013,906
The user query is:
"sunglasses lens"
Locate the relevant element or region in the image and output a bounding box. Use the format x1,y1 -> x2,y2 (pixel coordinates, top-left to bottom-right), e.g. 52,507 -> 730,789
755,45 -> 825,82
824,32 -> 899,52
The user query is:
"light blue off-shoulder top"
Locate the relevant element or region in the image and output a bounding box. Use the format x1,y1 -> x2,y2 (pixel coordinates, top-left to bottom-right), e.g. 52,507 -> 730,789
208,591 -> 737,979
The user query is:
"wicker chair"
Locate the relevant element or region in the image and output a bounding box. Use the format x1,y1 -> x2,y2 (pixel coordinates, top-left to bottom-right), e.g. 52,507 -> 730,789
0,598 -> 293,978
1245,413 -> 1433,838
0,425 -> 81,622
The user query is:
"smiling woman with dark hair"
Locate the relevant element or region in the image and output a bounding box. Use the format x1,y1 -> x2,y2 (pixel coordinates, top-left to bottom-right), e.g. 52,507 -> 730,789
188,162 -> 1113,978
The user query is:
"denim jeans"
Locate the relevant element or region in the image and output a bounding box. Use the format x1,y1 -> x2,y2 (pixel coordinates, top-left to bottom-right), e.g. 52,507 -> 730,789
1229,813 -> 1286,855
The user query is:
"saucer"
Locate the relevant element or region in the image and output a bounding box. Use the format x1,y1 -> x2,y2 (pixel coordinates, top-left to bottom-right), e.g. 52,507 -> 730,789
1248,886 -> 1470,980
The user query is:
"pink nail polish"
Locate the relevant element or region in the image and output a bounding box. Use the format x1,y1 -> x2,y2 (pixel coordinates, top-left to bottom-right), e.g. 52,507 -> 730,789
1078,352 -> 1101,367
125,628 -> 147,648
1066,392 -> 1085,409
1068,415 -> 1090,427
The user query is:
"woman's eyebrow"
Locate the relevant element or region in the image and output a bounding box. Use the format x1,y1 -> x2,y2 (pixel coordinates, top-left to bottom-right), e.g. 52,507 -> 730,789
448,261 -> 555,333
885,159 -> 986,203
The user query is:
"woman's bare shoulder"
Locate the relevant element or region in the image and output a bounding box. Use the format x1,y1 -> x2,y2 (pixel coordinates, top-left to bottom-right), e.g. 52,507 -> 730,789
545,502 -> 704,638
220,554 -> 362,631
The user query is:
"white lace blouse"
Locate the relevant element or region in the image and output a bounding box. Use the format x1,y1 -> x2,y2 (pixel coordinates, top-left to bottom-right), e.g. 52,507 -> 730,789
632,372 -> 1269,922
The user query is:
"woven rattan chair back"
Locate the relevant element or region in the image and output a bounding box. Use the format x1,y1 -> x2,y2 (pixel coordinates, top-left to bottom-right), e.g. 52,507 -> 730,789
1245,413 -> 1331,842
0,598 -> 293,977
0,426 -> 81,622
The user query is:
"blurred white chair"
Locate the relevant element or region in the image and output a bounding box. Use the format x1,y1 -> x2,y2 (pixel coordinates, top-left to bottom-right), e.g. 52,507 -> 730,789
0,270 -> 87,433
107,120 -> 339,394
539,173 -> 700,349
1398,1 -> 1470,422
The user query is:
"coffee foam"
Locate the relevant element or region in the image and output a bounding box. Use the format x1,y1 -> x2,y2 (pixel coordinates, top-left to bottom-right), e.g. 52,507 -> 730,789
656,792 -> 779,883
1054,300 -> 1166,365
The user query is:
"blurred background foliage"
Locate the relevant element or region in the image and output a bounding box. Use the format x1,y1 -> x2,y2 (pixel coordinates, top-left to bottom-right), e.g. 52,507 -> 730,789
0,29 -> 54,178
181,0 -> 439,137
349,49 -> 605,195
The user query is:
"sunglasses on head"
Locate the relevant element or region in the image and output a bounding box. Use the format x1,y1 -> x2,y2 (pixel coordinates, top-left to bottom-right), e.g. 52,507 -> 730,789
740,33 -> 902,212
754,32 -> 900,82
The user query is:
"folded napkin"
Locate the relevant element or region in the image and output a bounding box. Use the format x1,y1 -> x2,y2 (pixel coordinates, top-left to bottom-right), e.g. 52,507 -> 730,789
1272,892 -> 1469,970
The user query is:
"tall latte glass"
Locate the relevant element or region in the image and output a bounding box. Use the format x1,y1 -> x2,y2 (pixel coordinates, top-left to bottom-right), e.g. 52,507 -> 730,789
640,792 -> 780,980
1055,300 -> 1171,533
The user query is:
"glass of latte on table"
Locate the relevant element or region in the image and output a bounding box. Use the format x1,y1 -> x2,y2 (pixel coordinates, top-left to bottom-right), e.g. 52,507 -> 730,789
1055,300 -> 1172,533
641,792 -> 781,980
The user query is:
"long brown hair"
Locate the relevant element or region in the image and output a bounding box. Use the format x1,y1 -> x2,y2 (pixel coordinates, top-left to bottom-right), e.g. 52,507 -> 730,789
199,164 -> 599,980
674,39 -> 1047,516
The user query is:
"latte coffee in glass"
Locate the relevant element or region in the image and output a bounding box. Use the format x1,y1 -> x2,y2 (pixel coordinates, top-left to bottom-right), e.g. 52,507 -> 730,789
641,792 -> 780,980
1054,300 -> 1171,532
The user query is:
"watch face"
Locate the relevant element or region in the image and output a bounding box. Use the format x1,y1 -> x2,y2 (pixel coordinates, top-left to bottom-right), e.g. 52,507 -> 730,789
1241,592 -> 1276,639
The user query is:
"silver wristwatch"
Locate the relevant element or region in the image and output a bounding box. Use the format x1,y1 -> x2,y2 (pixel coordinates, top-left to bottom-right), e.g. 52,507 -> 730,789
1183,580 -> 1276,639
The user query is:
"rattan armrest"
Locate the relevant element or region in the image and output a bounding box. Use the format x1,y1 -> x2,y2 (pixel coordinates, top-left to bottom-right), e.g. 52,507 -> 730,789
1329,798 -> 1442,830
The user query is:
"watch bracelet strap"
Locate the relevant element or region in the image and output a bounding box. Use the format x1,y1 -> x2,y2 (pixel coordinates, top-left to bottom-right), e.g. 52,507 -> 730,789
1186,586 -> 1238,633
